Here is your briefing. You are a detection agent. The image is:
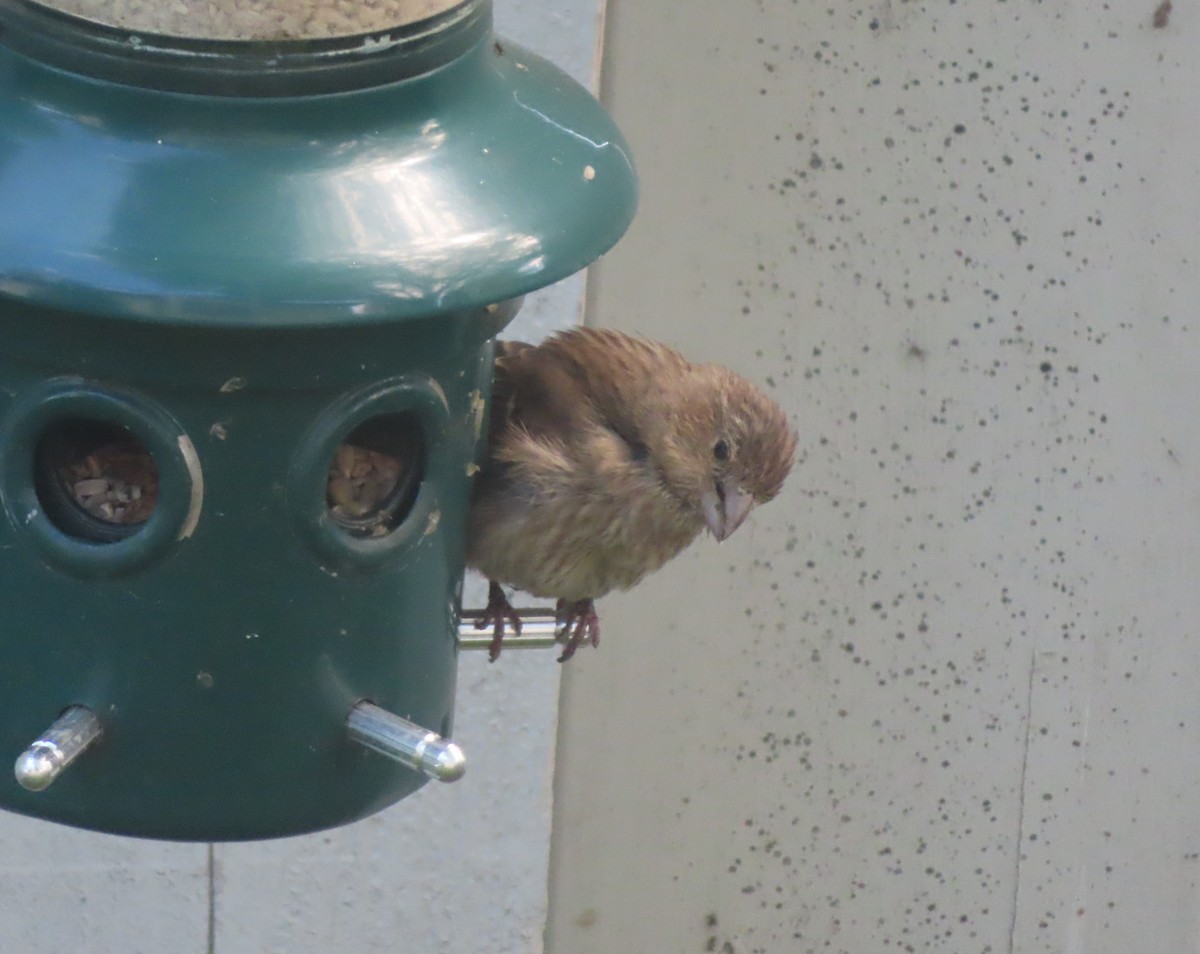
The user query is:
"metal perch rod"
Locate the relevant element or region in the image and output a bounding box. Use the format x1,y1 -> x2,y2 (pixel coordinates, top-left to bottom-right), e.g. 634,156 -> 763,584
346,701 -> 466,782
457,609 -> 561,651
14,706 -> 103,792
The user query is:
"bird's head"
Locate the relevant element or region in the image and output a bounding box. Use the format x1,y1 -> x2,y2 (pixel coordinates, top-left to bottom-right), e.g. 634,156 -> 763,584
658,367 -> 798,541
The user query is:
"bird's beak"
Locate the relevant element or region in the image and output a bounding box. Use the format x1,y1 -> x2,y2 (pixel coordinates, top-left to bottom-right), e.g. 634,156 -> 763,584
702,480 -> 754,542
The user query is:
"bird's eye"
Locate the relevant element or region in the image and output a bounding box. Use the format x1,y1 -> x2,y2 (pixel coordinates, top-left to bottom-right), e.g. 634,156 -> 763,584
713,439 -> 731,461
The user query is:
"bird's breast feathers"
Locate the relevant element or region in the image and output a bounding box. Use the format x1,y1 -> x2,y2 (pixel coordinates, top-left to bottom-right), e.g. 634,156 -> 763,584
466,430 -> 702,601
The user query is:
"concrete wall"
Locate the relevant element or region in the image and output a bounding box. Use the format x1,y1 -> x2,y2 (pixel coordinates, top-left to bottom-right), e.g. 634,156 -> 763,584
547,1 -> 1200,952
0,4 -> 601,951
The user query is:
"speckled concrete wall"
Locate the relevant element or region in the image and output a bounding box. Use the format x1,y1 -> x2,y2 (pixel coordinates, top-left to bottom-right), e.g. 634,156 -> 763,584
0,4 -> 601,952
547,1 -> 1200,952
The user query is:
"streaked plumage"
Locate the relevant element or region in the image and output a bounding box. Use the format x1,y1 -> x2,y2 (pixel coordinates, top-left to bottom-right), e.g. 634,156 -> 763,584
466,327 -> 797,662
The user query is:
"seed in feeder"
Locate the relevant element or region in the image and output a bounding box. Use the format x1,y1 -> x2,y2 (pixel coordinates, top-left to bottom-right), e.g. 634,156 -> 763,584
324,413 -> 424,538
62,441 -> 159,525
326,443 -> 408,528
73,478 -> 110,498
36,0 -> 464,40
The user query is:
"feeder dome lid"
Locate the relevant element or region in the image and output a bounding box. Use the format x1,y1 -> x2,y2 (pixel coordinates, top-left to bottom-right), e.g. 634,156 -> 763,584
0,0 -> 638,327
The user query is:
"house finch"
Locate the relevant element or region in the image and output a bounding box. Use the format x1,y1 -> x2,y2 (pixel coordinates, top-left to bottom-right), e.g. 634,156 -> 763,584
465,327 -> 797,662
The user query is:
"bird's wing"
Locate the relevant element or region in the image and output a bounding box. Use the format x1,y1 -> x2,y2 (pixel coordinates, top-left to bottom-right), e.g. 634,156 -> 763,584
488,338 -> 597,448
487,339 -> 533,446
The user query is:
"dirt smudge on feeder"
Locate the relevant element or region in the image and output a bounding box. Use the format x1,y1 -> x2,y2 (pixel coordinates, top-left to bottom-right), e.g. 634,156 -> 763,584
465,461 -> 480,476
1153,0 -> 1172,26
209,422 -> 228,440
177,435 -> 204,539
469,388 -> 486,439
424,508 -> 441,535
219,377 -> 247,393
583,164 -> 596,181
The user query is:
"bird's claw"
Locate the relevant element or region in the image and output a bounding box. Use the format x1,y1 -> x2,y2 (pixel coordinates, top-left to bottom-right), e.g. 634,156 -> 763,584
477,581 -> 522,662
555,598 -> 599,663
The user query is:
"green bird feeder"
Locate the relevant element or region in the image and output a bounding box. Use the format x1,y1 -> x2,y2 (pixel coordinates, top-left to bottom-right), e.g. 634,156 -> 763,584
0,0 -> 635,840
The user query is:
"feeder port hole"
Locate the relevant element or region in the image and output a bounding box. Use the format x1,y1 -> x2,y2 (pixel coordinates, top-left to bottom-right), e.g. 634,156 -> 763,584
33,417 -> 159,543
325,412 -> 424,539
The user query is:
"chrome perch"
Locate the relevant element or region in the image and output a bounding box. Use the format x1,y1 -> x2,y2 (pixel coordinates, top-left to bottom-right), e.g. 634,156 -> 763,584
346,701 -> 466,783
14,706 -> 103,792
456,609 -> 561,651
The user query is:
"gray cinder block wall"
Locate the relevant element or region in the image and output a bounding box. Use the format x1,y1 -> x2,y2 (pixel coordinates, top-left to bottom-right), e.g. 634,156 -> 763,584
547,1 -> 1200,952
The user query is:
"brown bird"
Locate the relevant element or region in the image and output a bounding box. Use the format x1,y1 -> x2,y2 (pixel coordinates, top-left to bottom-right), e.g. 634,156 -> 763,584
465,327 -> 797,662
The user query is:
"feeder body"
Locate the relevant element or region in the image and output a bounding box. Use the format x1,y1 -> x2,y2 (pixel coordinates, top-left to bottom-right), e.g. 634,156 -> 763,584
0,312 -> 498,838
0,0 -> 636,839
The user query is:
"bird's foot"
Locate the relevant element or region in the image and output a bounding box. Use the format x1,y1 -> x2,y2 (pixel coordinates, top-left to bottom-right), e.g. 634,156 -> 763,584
476,581 -> 523,662
555,598 -> 599,663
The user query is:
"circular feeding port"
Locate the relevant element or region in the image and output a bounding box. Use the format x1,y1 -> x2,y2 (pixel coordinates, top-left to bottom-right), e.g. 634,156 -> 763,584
326,413 -> 424,538
34,419 -> 159,543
